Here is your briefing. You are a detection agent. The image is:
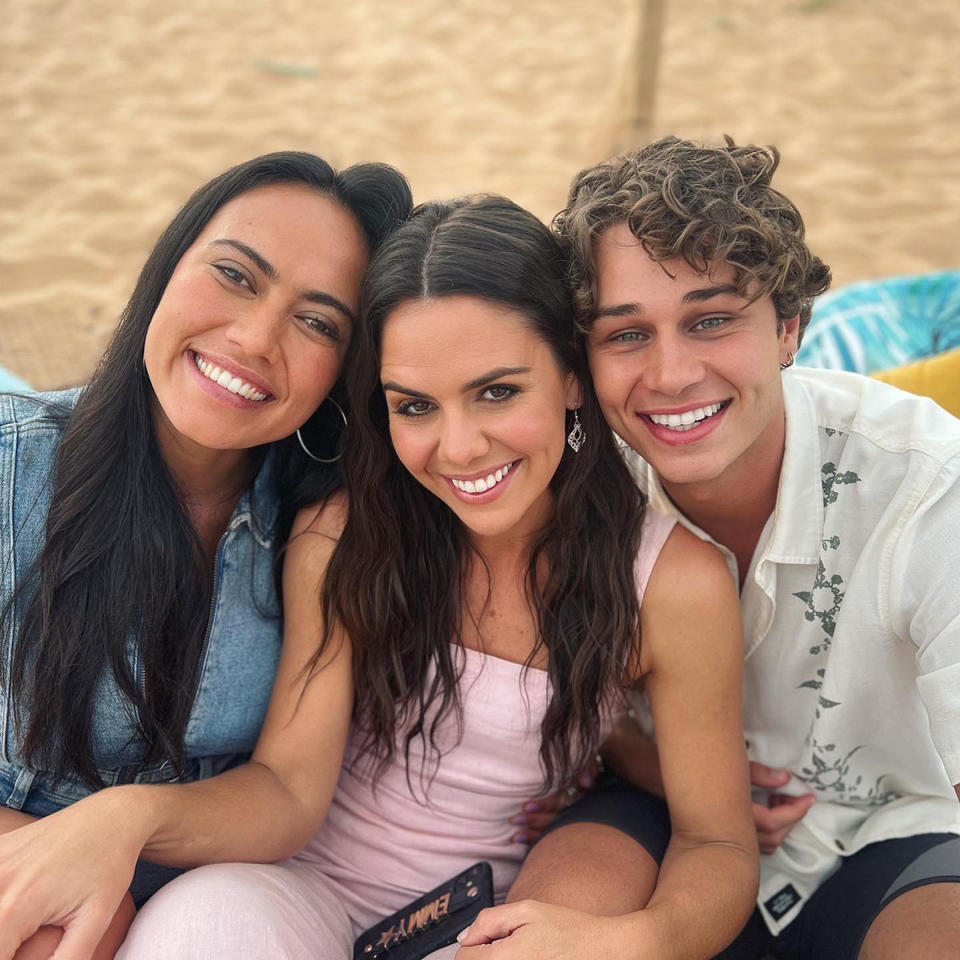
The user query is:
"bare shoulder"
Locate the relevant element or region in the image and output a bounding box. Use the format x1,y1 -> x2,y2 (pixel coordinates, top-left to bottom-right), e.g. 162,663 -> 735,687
645,524 -> 735,611
286,489 -> 349,571
640,524 -> 741,675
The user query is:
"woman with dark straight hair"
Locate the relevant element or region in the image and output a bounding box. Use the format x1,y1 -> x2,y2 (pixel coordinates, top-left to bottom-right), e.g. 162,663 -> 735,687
0,152 -> 411,959
116,195 -> 757,960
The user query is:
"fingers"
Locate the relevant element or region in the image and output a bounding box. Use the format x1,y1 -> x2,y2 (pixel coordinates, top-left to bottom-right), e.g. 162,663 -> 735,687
0,930 -> 28,960
753,795 -> 815,855
525,794 -> 565,815
49,907 -> 112,960
509,777 -> 594,843
457,902 -> 533,947
756,794 -> 816,828
748,761 -> 791,789
0,900 -> 40,960
509,806 -> 560,845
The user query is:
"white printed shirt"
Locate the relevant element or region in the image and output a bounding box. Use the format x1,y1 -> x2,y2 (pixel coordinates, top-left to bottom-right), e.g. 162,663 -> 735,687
630,367 -> 960,934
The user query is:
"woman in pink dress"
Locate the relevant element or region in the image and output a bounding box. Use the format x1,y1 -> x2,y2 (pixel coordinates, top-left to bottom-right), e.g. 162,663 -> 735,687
116,195 -> 757,960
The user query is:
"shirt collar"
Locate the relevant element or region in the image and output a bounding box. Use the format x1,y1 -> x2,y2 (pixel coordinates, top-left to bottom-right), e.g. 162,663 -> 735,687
229,447 -> 279,549
765,372 -> 823,565
636,372 -> 824,566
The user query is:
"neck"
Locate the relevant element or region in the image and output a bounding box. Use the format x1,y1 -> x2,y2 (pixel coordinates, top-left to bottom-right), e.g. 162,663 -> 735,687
152,402 -> 256,515
466,488 -> 554,573
662,411 -> 786,584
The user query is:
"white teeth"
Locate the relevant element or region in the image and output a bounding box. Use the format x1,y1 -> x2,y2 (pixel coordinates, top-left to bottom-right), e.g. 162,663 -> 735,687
450,461 -> 513,495
648,402 -> 724,430
193,353 -> 268,402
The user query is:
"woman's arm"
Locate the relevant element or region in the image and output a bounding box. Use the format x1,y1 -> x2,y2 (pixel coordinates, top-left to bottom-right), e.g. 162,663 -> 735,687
458,526 -> 757,960
622,524 -> 758,957
0,498 -> 353,960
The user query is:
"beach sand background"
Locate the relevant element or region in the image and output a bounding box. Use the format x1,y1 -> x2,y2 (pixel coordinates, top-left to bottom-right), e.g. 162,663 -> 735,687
1,0 -> 958,389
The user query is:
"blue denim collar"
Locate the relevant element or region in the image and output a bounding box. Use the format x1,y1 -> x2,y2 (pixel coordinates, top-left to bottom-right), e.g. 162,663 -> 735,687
229,446 -> 279,550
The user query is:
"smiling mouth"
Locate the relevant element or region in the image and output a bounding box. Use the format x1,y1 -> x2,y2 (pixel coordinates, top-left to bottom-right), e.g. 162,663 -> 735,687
193,352 -> 271,402
448,461 -> 516,495
642,400 -> 730,432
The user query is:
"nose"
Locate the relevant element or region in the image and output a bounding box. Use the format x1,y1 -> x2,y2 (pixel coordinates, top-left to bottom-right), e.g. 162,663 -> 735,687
225,300 -> 285,361
437,409 -> 490,468
642,333 -> 705,398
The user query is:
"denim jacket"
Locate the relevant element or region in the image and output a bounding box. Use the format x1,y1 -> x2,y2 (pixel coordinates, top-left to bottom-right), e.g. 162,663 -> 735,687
0,389 -> 283,899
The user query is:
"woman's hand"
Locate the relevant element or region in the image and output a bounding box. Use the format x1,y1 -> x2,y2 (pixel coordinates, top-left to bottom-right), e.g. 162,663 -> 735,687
455,901 -> 651,960
0,790 -> 147,960
509,763 -> 598,844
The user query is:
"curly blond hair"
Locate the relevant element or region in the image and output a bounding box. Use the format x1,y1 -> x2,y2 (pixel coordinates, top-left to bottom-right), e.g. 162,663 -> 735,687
555,136 -> 831,344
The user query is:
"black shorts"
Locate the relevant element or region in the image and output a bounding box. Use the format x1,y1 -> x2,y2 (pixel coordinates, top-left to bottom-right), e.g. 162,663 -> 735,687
546,774 -> 960,959
541,771 -> 671,862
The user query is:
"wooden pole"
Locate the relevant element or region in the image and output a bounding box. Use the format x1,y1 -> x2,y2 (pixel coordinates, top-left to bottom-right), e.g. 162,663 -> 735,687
615,0 -> 667,152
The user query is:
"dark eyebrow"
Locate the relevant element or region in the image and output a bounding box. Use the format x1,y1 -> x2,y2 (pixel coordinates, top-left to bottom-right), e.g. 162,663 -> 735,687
302,291 -> 357,326
594,285 -> 740,320
381,381 -> 432,399
595,303 -> 643,320
682,284 -> 740,303
209,239 -> 356,325
462,366 -> 530,391
210,239 -> 277,280
381,367 -> 531,399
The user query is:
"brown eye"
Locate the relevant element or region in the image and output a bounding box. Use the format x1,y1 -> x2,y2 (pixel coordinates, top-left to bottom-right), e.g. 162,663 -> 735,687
480,385 -> 517,402
395,399 -> 434,418
214,263 -> 253,289
298,314 -> 341,341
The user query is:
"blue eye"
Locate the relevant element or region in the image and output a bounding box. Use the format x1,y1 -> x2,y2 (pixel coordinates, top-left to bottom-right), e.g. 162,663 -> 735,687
694,316 -> 729,331
613,331 -> 643,343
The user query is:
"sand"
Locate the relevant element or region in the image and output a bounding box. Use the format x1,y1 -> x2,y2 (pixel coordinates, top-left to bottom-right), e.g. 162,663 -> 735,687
1,0 -> 958,389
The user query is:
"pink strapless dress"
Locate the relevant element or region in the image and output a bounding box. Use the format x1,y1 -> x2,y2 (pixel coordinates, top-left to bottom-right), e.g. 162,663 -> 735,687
118,508 -> 676,959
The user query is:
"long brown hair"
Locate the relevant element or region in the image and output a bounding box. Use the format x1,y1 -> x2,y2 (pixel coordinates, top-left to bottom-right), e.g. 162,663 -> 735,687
318,196 -> 645,789
1,152 -> 412,788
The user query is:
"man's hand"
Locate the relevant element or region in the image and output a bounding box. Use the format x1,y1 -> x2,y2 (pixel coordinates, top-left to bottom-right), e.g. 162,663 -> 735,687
750,762 -> 815,855
455,901 -> 641,960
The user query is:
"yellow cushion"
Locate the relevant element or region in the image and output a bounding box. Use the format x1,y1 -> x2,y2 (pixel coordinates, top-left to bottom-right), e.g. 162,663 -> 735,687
871,346 -> 960,418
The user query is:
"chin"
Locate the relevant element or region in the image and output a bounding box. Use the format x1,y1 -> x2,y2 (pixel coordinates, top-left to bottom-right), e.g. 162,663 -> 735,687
652,457 -> 731,487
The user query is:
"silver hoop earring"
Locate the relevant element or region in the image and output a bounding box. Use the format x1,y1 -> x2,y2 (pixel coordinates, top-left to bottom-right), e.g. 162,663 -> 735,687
566,409 -> 585,453
296,396 -> 348,464
779,352 -> 795,371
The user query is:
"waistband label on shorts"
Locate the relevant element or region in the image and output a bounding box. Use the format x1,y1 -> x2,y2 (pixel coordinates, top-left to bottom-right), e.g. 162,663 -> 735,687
763,883 -> 802,922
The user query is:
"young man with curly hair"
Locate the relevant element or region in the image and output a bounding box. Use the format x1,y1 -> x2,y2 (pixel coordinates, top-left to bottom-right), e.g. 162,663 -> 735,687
456,138 -> 960,959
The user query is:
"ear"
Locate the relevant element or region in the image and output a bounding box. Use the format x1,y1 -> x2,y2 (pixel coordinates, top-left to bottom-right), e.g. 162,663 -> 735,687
779,314 -> 800,357
564,371 -> 583,411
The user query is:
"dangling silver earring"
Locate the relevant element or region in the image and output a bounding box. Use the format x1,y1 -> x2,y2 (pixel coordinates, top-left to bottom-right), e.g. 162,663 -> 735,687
779,352 -> 795,371
566,408 -> 585,453
296,396 -> 348,464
